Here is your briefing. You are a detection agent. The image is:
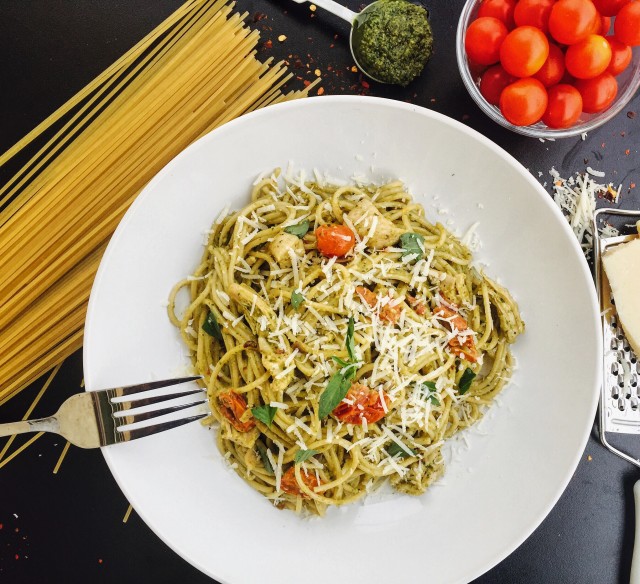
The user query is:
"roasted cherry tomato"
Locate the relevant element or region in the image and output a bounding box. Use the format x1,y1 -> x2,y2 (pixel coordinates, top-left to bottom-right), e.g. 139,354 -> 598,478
332,382 -> 390,424
513,0 -> 555,33
218,391 -> 256,432
542,84 -> 584,128
574,72 -> 618,112
534,43 -> 566,87
465,16 -> 509,65
500,26 -> 550,77
433,300 -> 479,362
355,286 -> 402,324
480,64 -> 516,104
565,34 -> 612,79
280,466 -> 322,498
592,0 -> 629,16
478,0 -> 517,28
614,1 -> 640,46
406,294 -> 427,315
549,0 -> 599,45
315,224 -> 355,257
606,36 -> 633,75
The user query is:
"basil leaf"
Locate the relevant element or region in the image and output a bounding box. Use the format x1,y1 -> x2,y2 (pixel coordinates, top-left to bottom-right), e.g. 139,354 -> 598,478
202,310 -> 223,342
284,219 -> 310,238
387,442 -> 416,458
294,449 -> 319,464
255,440 -> 274,474
291,290 -> 304,309
400,232 -> 425,261
319,370 -> 352,419
416,381 -> 440,406
346,316 -> 357,363
251,404 -> 278,426
458,368 -> 476,395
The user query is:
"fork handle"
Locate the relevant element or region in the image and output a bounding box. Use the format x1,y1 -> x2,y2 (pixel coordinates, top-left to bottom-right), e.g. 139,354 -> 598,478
0,416 -> 59,438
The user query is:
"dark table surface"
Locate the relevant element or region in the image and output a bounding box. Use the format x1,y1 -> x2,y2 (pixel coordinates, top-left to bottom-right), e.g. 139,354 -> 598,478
1,1 -> 640,583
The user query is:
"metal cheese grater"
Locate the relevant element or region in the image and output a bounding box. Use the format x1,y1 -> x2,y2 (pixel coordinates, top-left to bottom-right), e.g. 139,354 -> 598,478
594,208 -> 640,468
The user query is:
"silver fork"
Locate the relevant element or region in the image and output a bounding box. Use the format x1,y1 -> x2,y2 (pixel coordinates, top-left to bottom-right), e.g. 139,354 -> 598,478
0,376 -> 207,448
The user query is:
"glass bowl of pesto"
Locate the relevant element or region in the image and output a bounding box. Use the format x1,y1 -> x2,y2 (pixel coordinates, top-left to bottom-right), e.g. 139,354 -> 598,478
456,0 -> 640,139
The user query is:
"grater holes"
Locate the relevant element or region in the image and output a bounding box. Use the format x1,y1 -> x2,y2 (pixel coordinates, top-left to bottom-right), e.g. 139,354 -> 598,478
619,397 -> 626,411
631,397 -> 639,411
612,363 -> 619,376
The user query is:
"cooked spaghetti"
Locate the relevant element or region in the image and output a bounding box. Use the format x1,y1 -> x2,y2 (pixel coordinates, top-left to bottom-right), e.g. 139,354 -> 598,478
168,169 -> 524,515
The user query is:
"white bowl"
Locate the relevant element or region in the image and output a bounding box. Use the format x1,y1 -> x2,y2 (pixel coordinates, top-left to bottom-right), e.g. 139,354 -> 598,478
84,95 -> 601,584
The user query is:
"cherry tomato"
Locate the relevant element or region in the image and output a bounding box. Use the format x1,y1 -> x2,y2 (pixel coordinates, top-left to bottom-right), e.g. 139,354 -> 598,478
542,84 -> 583,128
500,26 -> 550,77
478,0 -> 517,28
480,64 -> 516,104
549,0 -> 599,45
218,391 -> 256,432
315,224 -> 355,257
534,43 -> 566,86
598,15 -> 612,34
614,1 -> 640,46
565,34 -> 612,79
332,383 -> 390,424
514,0 -> 555,33
574,72 -> 618,112
280,466 -> 322,498
592,0 -> 629,16
433,302 -> 479,362
465,17 -> 509,65
606,35 -> 633,75
355,286 -> 402,324
500,78 -> 549,126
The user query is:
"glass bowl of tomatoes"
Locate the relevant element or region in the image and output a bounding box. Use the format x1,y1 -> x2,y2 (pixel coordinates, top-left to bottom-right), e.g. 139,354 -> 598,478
456,0 -> 640,138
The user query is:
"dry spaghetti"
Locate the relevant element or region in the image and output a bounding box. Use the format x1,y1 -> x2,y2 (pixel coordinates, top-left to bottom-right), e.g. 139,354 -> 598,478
168,169 -> 524,515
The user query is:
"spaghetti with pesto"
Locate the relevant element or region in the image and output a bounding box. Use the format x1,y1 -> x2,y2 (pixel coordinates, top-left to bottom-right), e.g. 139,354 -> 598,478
168,169 -> 524,515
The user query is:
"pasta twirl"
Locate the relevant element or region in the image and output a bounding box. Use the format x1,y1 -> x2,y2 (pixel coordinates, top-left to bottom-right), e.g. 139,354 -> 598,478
169,169 -> 524,515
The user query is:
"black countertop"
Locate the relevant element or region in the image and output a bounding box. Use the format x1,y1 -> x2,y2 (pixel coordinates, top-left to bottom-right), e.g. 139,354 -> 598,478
1,1 -> 639,582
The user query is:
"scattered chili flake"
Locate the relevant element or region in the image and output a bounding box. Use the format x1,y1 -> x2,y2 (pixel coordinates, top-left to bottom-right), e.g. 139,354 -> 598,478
252,12 -> 268,22
628,111 -> 636,119
625,149 -> 631,155
303,79 -> 311,87
361,79 -> 370,89
15,554 -> 19,561
278,34 -> 287,42
98,559 -> 103,564
317,87 -> 325,95
0,523 -> 3,530
264,39 -> 273,49
631,182 -> 636,189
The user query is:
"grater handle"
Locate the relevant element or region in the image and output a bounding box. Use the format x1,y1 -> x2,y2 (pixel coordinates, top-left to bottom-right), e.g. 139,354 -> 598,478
631,481 -> 640,584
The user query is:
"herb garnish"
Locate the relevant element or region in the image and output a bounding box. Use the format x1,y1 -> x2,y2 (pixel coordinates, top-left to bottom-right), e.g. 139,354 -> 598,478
319,317 -> 359,419
458,368 -> 476,395
387,441 -> 416,458
202,310 -> 223,342
255,440 -> 274,474
284,219 -> 310,238
416,381 -> 440,406
251,404 -> 278,426
291,290 -> 305,309
400,232 -> 425,261
294,449 -> 319,464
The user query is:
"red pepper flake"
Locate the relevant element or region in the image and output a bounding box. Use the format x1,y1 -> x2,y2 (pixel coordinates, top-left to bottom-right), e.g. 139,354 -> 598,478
303,79 -> 311,87
625,149 -> 631,155
628,111 -> 636,119
317,87 -> 325,95
0,523 -> 3,530
631,182 -> 636,189
14,554 -> 19,561
361,79 -> 370,89
98,559 -> 103,564
329,43 -> 335,48
601,142 -> 606,148
264,39 -> 273,49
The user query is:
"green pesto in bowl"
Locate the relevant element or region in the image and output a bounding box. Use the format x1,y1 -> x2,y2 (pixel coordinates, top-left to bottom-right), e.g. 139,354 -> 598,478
352,0 -> 433,86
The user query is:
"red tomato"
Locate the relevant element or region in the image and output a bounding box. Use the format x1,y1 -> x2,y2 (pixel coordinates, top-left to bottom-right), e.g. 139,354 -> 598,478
606,36 -> 633,75
565,34 -> 612,78
332,383 -> 390,424
355,286 -> 402,324
542,84 -> 584,128
592,0 -> 629,16
500,26 -> 550,77
465,17 -> 509,65
280,466 -> 322,498
614,1 -> 640,46
480,64 -> 516,104
534,43 -> 566,86
500,78 -> 549,125
218,391 -> 256,432
549,0 -> 599,45
513,0 -> 555,33
478,0 -> 517,28
315,224 -> 355,257
574,72 -> 618,112
598,15 -> 612,34
433,302 -> 479,362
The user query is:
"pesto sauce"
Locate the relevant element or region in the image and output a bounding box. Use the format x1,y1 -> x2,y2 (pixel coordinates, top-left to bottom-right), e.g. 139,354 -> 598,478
352,0 -> 433,87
